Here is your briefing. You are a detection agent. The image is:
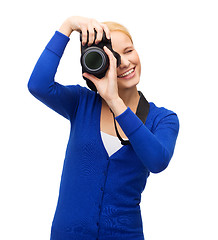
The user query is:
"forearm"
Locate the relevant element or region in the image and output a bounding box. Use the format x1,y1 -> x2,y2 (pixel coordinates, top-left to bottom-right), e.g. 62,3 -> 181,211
125,122 -> 170,173
28,31 -> 70,96
27,30 -> 81,120
115,108 -> 179,173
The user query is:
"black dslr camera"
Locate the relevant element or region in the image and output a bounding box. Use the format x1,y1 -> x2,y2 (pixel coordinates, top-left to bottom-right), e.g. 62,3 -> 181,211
80,30 -> 121,91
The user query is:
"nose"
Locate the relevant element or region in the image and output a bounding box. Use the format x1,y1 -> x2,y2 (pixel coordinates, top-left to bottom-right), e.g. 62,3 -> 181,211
118,55 -> 130,69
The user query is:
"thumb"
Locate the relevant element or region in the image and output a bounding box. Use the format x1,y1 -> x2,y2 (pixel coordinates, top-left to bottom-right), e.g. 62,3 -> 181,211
83,73 -> 100,86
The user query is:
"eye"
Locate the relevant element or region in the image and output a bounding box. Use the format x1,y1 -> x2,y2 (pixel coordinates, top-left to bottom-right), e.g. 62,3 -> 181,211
125,49 -> 133,54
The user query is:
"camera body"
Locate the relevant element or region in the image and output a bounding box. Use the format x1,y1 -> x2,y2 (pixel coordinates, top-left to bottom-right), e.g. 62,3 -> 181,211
80,31 -> 121,91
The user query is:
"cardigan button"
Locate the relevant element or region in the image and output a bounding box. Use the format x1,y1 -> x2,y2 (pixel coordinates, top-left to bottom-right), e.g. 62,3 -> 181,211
101,187 -> 104,191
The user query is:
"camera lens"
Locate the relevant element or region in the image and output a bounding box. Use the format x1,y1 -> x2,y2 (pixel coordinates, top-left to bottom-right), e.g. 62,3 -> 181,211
82,47 -> 108,74
85,51 -> 102,70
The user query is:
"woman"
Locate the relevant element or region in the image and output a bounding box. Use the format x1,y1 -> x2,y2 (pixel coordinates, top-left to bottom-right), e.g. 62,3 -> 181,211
28,16 -> 179,240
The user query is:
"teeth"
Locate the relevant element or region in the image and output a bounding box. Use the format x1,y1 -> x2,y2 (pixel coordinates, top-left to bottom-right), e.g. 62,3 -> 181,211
119,68 -> 134,77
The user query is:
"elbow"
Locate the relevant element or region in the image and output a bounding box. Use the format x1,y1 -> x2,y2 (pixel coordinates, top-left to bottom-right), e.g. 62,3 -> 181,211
150,160 -> 169,174
27,77 -> 45,97
27,75 -> 39,95
27,79 -> 35,95
149,149 -> 171,174
27,81 -> 40,98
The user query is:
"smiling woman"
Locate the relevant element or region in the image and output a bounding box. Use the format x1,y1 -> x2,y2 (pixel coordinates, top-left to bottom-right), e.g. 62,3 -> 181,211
110,31 -> 141,89
27,15 -> 179,240
97,21 -> 141,91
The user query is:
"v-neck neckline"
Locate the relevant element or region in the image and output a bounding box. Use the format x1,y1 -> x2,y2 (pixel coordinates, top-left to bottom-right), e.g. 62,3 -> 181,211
97,95 -> 128,159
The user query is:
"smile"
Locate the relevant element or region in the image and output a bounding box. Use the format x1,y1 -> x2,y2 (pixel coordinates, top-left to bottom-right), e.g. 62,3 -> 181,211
118,67 -> 136,78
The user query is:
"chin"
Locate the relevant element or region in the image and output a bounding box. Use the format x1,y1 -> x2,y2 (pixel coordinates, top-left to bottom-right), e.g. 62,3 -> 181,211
118,77 -> 140,90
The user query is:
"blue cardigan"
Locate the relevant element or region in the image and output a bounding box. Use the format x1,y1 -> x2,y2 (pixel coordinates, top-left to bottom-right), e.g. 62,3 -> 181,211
28,31 -> 179,240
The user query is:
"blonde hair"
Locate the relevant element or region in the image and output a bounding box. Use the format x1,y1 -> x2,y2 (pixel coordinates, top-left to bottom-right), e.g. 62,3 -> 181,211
101,21 -> 133,44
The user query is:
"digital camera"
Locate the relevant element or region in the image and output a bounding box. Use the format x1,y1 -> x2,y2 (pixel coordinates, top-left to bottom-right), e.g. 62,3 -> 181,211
80,30 -> 121,91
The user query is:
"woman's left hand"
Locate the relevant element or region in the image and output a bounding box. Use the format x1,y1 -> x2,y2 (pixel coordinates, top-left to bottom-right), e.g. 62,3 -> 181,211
82,46 -> 120,105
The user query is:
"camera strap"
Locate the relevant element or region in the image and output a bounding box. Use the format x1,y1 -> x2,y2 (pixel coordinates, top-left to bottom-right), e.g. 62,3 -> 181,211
110,91 -> 150,145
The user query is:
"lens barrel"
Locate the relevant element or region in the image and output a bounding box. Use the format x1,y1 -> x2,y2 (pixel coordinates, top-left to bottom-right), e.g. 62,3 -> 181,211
81,47 -> 109,74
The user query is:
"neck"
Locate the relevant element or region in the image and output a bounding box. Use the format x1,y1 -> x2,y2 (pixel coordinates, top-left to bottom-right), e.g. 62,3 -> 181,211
101,86 -> 141,114
118,86 -> 140,110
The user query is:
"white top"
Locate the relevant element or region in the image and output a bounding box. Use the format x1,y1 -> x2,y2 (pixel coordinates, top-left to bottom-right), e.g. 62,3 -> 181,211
100,131 -> 128,157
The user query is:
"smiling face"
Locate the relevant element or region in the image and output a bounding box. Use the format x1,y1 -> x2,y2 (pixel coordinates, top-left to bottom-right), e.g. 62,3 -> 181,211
111,31 -> 141,90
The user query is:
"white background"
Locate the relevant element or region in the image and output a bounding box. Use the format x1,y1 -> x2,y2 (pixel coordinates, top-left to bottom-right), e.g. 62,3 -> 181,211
0,0 -> 217,239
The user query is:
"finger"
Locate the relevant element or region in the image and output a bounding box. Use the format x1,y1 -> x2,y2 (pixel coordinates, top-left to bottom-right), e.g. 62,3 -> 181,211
99,23 -> 111,39
87,25 -> 95,46
83,72 -> 100,84
93,26 -> 103,44
103,46 -> 117,68
81,28 -> 88,46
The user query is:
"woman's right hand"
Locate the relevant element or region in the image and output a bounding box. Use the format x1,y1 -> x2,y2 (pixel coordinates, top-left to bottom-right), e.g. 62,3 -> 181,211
59,16 -> 111,46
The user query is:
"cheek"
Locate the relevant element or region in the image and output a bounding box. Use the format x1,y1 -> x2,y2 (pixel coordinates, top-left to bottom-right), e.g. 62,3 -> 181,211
138,61 -> 141,75
134,54 -> 141,75
131,52 -> 140,64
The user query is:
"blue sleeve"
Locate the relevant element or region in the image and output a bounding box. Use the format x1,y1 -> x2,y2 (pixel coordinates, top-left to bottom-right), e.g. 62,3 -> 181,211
115,107 -> 180,173
27,31 -> 80,120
